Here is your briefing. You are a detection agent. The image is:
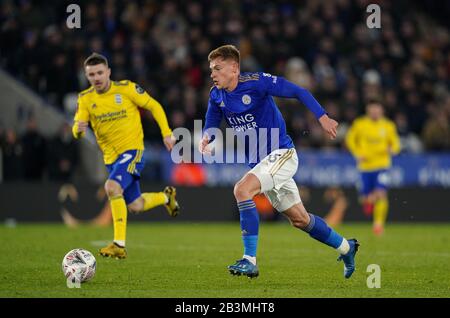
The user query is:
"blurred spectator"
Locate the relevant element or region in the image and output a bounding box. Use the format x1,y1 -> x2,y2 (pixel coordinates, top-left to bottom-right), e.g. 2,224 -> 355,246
285,57 -> 314,91
47,123 -> 79,181
394,112 -> 423,153
0,0 -> 448,151
422,107 -> 450,151
21,117 -> 46,180
1,129 -> 24,181
0,122 -> 4,142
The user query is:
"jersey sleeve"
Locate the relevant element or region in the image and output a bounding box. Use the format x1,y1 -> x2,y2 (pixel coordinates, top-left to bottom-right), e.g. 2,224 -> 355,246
127,81 -> 172,138
127,81 -> 152,108
203,91 -> 223,141
388,122 -> 401,155
257,72 -> 326,119
72,96 -> 90,139
141,97 -> 172,138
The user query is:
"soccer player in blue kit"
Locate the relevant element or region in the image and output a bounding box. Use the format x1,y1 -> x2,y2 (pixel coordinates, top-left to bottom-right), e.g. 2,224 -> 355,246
199,45 -> 359,279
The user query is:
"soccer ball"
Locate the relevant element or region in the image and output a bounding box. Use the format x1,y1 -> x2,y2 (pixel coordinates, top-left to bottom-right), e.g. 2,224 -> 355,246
62,248 -> 96,283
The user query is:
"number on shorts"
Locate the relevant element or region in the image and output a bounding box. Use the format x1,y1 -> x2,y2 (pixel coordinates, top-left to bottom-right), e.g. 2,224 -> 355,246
119,153 -> 133,164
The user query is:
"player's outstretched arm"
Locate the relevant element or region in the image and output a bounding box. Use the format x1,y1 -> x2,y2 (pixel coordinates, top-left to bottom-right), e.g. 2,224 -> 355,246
262,74 -> 338,139
144,96 -> 175,152
130,82 -> 174,152
262,75 -> 326,119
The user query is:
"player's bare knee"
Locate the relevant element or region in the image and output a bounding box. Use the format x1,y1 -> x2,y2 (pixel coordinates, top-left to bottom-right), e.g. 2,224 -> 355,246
377,190 -> 387,199
233,183 -> 252,201
104,180 -> 123,198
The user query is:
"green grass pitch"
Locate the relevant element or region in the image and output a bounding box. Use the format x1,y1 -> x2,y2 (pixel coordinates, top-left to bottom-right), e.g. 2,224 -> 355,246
1,222 -> 449,297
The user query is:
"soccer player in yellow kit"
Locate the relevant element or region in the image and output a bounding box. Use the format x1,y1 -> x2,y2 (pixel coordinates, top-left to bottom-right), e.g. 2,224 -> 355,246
73,53 -> 180,258
345,100 -> 400,235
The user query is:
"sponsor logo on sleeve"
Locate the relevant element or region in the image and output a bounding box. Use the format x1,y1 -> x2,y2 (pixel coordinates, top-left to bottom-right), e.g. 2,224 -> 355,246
135,84 -> 145,94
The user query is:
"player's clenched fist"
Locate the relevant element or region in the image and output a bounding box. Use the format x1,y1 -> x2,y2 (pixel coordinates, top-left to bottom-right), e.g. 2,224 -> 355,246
76,121 -> 88,133
198,134 -> 212,155
319,114 -> 338,140
163,134 -> 177,151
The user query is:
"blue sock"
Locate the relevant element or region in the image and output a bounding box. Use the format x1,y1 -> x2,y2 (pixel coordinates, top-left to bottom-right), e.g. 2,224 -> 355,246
303,213 -> 344,249
238,199 -> 259,257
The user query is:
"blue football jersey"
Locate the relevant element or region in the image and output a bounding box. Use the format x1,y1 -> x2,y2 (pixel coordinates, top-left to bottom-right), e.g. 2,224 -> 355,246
204,72 -> 326,167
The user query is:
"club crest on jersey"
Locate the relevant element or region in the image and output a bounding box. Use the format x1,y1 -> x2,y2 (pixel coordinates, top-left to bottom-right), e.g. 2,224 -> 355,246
219,101 -> 225,107
115,94 -> 122,104
242,94 -> 251,105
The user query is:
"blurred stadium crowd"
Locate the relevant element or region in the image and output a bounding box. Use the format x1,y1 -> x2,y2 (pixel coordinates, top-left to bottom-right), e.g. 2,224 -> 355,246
0,0 -> 449,182
0,117 -> 78,182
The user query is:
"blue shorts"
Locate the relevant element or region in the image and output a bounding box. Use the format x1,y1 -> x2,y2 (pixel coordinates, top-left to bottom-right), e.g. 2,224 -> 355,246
106,150 -> 145,204
358,170 -> 389,196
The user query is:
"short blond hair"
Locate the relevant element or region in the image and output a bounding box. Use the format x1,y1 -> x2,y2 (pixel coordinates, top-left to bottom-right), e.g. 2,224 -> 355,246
208,45 -> 240,64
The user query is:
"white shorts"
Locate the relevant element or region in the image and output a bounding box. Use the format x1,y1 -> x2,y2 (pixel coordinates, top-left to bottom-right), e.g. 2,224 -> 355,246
248,148 -> 302,212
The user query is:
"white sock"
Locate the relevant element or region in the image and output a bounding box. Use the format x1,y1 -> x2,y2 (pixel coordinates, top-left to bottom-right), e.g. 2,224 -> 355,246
114,240 -> 125,248
337,239 -> 350,255
243,255 -> 256,265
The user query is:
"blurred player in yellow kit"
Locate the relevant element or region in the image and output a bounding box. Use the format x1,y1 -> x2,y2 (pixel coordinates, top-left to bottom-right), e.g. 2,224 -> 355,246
72,53 -> 180,258
345,99 -> 400,235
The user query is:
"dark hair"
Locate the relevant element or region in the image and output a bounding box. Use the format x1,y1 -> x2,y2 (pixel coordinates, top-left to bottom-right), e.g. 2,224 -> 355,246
366,98 -> 383,106
84,52 -> 108,67
208,45 -> 240,64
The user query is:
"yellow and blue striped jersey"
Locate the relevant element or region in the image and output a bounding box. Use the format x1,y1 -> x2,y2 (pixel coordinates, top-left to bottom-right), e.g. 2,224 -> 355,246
345,116 -> 401,171
72,80 -> 172,164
